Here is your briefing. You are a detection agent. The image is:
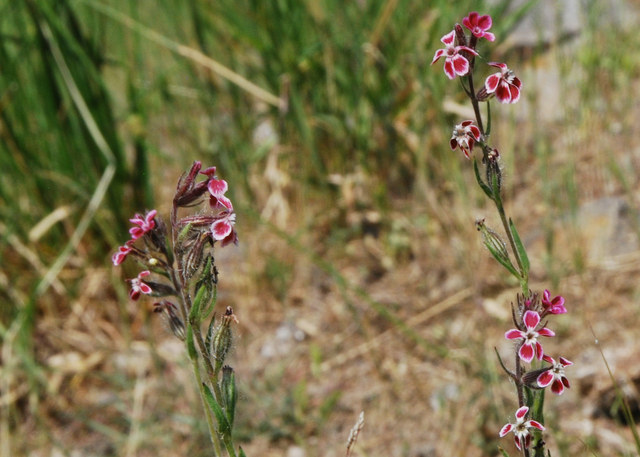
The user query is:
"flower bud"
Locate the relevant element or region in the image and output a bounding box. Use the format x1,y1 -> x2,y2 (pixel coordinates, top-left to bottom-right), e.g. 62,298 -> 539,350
476,218 -> 518,277
211,307 -> 238,374
221,365 -> 237,428
153,301 -> 186,340
522,368 -> 549,390
484,148 -> 502,195
454,24 -> 468,48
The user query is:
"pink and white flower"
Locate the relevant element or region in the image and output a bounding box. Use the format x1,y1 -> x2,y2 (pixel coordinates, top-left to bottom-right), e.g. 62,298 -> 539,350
129,210 -> 157,240
432,30 -> 478,80
211,211 -> 238,246
541,289 -> 567,315
450,120 -> 481,159
505,310 -> 555,363
128,270 -> 152,300
207,178 -> 234,211
485,62 -> 522,103
112,241 -> 133,266
462,12 -> 495,42
499,406 -> 545,451
537,355 -> 573,395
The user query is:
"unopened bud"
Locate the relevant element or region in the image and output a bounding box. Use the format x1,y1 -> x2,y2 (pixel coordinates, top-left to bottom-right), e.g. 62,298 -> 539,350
522,368 -> 548,390
485,148 -> 502,195
212,307 -> 238,374
221,365 -> 237,428
153,301 -> 185,340
454,24 -> 467,48
476,219 -> 517,275
476,86 -> 490,102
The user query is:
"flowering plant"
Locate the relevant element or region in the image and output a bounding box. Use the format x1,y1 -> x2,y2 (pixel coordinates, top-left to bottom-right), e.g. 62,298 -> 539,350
433,12 -> 572,456
112,161 -> 245,457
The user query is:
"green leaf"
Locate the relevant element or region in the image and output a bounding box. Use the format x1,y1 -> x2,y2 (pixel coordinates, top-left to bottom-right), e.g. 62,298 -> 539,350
223,368 -> 237,428
203,383 -> 231,435
189,282 -> 207,324
509,218 -> 530,275
239,447 -> 247,457
485,100 -> 492,136
186,324 -> 197,361
497,447 -> 512,457
473,158 -> 493,200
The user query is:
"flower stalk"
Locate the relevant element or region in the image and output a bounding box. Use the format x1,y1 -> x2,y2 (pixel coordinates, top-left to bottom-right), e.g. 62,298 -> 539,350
433,12 -> 573,455
112,161 -> 243,456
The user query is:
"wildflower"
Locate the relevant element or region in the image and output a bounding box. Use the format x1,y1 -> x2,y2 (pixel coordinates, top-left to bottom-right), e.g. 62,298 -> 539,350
112,241 -> 133,266
499,406 -> 545,451
484,62 -> 522,104
450,120 -> 481,159
431,30 -> 478,80
211,211 -> 238,246
129,210 -> 157,240
537,355 -> 573,395
505,310 -> 555,363
129,270 -> 152,300
462,12 -> 495,42
541,289 -> 567,315
208,177 -> 233,211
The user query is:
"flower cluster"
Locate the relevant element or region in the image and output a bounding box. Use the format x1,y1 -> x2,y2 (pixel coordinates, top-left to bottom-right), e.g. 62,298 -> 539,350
433,12 -> 523,160
112,161 -> 238,306
500,290 -> 572,450
112,162 -> 244,453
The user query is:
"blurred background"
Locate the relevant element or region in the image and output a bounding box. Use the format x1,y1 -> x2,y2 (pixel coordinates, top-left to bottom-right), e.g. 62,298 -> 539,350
2,0 -> 640,455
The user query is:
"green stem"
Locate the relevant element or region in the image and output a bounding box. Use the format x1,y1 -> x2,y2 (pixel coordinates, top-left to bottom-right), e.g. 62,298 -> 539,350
223,438 -> 238,457
192,357 -> 224,456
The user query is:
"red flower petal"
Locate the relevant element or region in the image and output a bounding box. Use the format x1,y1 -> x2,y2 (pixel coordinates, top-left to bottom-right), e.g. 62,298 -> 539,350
441,30 -> 455,45
519,343 -> 535,363
537,370 -> 553,387
499,423 -> 513,437
505,329 -> 524,340
208,178 -> 228,197
482,31 -> 496,42
477,15 -> 492,30
551,380 -> 565,395
451,55 -> 469,76
212,219 -> 233,240
537,327 -> 555,337
528,420 -> 545,431
496,82 -> 512,103
523,310 -> 540,329
443,60 -> 456,79
431,49 -> 445,65
485,74 -> 500,92
509,85 -> 521,103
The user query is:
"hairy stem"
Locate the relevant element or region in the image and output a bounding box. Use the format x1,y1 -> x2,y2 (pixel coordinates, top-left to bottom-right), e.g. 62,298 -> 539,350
192,356 -> 224,456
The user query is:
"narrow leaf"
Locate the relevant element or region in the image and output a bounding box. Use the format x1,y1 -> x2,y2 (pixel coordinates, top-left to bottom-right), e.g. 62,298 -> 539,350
186,324 -> 197,361
239,447 -> 247,457
473,158 -> 493,200
203,383 -> 231,435
485,100 -> 492,136
509,218 -> 530,275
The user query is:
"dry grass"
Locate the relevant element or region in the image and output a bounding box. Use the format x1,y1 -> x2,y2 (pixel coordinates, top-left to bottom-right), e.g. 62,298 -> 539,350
3,4 -> 640,457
